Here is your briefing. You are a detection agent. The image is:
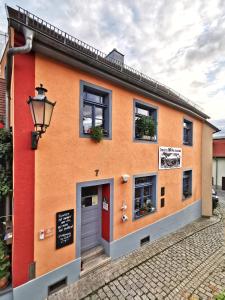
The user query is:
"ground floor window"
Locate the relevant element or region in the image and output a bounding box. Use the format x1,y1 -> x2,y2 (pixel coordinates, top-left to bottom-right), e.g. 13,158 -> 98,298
134,175 -> 156,219
183,170 -> 192,199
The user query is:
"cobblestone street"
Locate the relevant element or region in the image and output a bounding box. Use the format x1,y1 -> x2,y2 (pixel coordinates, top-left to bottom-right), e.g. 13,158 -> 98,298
49,190 -> 225,300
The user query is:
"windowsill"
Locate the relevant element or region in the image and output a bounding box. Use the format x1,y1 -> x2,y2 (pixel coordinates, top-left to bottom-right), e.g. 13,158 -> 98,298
134,137 -> 158,144
182,194 -> 192,200
80,133 -> 111,140
133,208 -> 157,221
183,142 -> 193,147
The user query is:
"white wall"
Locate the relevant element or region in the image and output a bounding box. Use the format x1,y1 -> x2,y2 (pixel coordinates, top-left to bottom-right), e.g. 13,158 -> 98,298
213,157 -> 225,187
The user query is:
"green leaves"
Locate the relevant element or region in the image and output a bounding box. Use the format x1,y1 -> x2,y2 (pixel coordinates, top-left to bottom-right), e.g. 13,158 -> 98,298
0,239 -> 10,280
90,126 -> 104,143
215,291 -> 225,300
0,128 -> 12,200
136,115 -> 155,138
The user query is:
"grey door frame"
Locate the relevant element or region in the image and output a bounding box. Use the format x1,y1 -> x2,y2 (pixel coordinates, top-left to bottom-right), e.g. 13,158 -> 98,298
76,178 -> 114,258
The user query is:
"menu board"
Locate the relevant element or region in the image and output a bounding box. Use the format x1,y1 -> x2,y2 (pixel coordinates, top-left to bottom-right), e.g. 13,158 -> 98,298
56,209 -> 74,249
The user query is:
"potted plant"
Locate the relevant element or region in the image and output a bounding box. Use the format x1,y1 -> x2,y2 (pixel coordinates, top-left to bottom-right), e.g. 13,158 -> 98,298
0,239 -> 10,289
90,126 -> 104,143
136,115 -> 155,139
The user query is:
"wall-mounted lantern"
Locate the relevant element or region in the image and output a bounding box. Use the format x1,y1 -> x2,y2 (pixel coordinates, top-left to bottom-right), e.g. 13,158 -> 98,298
27,84 -> 56,150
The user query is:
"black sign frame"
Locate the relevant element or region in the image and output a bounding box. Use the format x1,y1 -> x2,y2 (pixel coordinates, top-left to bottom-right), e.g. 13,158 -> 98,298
56,209 -> 74,249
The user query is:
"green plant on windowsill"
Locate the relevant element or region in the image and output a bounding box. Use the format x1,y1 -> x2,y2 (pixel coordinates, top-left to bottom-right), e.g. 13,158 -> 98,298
0,239 -> 10,289
136,115 -> 155,140
90,126 -> 104,143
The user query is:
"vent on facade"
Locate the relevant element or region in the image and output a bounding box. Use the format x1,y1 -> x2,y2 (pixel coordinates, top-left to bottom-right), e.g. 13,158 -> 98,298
106,48 -> 124,65
140,235 -> 150,246
48,277 -> 67,295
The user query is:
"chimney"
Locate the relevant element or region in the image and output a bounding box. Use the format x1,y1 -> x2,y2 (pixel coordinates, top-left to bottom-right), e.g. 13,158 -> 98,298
106,48 -> 124,65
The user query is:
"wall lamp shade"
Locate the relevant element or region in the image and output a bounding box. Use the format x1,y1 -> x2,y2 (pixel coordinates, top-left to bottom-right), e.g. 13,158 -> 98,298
27,84 -> 56,149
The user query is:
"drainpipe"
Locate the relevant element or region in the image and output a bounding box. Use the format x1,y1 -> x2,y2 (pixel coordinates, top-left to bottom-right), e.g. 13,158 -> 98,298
5,27 -> 34,221
5,27 -> 34,129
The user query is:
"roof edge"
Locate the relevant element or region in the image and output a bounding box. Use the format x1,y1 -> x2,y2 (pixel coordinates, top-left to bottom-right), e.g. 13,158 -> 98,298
6,5 -> 210,120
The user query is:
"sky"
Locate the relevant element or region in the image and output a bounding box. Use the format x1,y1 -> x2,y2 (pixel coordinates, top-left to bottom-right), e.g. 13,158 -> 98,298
0,0 -> 225,121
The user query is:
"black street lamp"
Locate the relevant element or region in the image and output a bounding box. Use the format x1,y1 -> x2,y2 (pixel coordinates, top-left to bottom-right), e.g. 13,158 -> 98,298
27,84 -> 56,150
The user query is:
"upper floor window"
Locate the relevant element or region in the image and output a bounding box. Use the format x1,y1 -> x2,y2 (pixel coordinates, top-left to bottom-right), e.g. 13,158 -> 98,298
183,170 -> 192,199
183,119 -> 193,146
134,175 -> 156,220
134,101 -> 157,142
80,81 -> 112,139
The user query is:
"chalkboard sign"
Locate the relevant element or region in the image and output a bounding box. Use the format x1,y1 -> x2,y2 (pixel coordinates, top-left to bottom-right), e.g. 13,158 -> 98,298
56,209 -> 74,249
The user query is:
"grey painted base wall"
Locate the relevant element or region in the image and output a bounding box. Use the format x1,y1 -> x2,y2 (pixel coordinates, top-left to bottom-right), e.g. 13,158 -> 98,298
0,288 -> 13,300
109,199 -> 202,259
9,200 -> 201,300
13,258 -> 81,300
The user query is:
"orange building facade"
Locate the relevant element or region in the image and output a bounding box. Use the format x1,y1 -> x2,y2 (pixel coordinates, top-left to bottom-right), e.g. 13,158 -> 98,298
3,6 -> 216,300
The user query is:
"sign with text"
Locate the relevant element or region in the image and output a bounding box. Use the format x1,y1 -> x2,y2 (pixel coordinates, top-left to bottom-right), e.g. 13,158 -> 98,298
159,147 -> 182,169
56,209 -> 74,249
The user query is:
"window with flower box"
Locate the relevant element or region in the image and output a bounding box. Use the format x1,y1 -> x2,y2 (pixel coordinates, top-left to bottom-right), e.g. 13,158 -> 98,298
80,81 -> 112,139
134,101 -> 157,142
134,175 -> 157,220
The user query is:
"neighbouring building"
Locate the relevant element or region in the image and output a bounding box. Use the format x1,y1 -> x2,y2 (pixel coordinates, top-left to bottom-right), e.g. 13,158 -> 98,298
1,5 -> 218,300
213,122 -> 225,189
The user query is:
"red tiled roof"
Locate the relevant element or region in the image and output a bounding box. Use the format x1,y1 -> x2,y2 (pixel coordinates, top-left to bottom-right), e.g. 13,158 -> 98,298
0,78 -> 6,124
213,139 -> 225,157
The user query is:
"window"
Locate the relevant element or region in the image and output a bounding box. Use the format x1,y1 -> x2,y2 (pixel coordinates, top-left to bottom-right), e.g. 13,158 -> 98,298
134,101 -> 157,142
80,81 -> 112,138
161,198 -> 165,207
81,186 -> 98,207
134,175 -> 156,219
183,170 -> 192,199
183,119 -> 193,145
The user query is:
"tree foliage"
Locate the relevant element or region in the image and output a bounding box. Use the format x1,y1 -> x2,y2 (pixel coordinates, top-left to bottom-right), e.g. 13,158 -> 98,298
0,129 -> 12,200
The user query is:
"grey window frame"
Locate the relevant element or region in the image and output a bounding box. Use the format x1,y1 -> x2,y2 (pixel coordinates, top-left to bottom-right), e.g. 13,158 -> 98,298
133,173 -> 157,220
183,119 -> 193,146
80,80 -> 112,139
133,99 -> 158,143
182,169 -> 192,200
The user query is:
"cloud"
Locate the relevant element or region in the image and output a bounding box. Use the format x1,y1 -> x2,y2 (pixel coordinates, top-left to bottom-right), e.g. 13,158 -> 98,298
0,0 -> 225,119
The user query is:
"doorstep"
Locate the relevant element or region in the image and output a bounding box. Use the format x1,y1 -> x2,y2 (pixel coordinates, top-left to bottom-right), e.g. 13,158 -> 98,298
80,245 -> 111,278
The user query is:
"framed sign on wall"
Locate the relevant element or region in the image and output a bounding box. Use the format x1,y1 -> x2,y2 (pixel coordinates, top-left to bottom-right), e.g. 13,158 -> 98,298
56,209 -> 74,249
159,147 -> 182,169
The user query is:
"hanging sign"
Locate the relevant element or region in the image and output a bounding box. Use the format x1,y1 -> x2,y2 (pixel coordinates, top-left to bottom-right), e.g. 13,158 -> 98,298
56,209 -> 74,249
159,147 -> 182,169
102,197 -> 109,211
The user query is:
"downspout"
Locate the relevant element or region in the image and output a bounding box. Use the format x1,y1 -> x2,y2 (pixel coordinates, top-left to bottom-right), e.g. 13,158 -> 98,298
5,27 -> 34,220
5,27 -> 34,129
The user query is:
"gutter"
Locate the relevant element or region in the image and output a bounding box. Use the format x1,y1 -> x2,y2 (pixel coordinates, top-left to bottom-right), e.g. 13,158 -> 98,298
5,26 -> 34,129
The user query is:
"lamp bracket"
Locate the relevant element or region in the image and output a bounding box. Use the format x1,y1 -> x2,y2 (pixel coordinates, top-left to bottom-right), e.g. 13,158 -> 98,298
31,131 -> 41,150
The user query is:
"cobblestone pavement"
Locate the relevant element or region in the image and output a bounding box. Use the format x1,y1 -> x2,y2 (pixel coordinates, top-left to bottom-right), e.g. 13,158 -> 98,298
49,190 -> 225,300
